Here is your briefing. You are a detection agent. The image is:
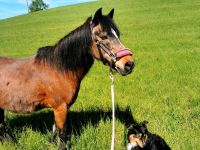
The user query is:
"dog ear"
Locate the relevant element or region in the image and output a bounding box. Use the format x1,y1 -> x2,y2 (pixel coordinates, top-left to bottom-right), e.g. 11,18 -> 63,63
127,124 -> 133,130
141,120 -> 148,127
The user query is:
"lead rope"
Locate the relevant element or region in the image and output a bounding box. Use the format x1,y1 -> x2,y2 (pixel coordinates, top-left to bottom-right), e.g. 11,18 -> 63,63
110,69 -> 115,150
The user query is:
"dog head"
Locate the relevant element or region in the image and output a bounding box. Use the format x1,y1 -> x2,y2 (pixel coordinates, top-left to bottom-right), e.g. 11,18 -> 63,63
127,120 -> 149,148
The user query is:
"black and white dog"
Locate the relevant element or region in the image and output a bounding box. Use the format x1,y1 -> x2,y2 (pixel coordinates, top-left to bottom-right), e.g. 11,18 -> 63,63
127,121 -> 171,150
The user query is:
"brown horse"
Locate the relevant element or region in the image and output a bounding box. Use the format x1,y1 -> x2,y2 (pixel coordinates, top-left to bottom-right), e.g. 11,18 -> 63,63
0,8 -> 134,149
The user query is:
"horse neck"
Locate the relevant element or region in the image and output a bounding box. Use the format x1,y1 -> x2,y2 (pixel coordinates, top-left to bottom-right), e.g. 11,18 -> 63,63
35,17 -> 94,81
54,20 -> 94,79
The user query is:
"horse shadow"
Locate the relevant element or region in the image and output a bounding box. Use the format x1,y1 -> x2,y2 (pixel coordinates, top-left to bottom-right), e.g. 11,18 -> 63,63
6,105 -> 137,142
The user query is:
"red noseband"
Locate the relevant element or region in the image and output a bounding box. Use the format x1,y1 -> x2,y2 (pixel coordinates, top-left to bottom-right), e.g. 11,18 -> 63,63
96,40 -> 132,64
114,48 -> 132,59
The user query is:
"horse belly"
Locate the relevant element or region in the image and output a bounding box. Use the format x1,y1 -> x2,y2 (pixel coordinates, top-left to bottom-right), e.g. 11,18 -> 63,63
2,100 -> 43,113
0,83 -> 45,113
0,95 -> 44,113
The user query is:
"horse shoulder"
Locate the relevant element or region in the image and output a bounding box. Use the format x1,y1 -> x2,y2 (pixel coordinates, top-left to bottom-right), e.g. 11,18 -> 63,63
32,62 -> 81,109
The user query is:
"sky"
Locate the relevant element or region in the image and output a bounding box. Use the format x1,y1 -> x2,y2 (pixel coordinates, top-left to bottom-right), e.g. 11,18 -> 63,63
0,0 -> 96,20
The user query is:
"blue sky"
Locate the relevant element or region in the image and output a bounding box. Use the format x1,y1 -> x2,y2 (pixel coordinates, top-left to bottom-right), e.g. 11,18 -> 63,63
0,0 -> 96,20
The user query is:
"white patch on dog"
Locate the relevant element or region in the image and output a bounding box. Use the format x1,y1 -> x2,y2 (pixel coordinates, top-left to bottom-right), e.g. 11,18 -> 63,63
127,142 -> 137,150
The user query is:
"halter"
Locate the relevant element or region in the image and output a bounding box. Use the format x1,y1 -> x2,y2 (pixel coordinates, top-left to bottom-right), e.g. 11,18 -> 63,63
96,40 -> 132,65
90,21 -> 132,66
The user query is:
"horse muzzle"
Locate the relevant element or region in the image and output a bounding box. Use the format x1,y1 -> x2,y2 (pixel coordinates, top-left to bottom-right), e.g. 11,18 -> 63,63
114,49 -> 135,76
96,41 -> 135,75
115,59 -> 134,76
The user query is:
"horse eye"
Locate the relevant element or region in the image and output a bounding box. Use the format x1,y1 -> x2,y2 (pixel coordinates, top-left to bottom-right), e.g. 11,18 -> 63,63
101,35 -> 108,40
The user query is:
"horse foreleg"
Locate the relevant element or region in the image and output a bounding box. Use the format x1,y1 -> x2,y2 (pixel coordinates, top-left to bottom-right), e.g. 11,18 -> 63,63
53,103 -> 69,150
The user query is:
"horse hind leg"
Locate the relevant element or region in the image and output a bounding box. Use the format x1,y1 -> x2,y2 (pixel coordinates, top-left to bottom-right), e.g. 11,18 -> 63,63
0,108 -> 5,137
0,108 -> 12,141
0,108 -> 4,124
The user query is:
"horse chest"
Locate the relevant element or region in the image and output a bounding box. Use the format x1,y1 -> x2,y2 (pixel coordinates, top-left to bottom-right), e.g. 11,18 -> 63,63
45,78 -> 80,108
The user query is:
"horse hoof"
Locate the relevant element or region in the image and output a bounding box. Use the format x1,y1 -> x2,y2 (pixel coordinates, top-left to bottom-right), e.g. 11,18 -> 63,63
50,134 -> 58,143
59,143 -> 67,150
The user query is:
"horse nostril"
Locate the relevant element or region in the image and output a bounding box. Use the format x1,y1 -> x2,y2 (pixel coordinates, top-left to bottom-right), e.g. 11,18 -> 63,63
124,61 -> 134,72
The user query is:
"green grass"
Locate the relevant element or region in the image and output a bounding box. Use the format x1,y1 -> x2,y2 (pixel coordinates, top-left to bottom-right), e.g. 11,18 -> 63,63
0,0 -> 200,149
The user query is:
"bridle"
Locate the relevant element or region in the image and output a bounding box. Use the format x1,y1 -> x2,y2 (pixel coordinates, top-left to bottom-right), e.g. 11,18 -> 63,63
96,40 -> 133,66
96,40 -> 116,65
90,22 -> 132,66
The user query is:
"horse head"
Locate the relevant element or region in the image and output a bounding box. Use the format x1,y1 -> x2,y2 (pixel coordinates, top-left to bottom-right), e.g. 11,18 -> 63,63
90,8 -> 135,76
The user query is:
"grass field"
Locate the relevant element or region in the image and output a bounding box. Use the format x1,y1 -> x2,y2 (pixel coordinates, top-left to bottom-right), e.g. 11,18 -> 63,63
0,0 -> 200,149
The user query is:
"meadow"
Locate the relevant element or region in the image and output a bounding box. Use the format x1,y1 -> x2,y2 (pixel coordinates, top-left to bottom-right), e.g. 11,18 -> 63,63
0,0 -> 199,149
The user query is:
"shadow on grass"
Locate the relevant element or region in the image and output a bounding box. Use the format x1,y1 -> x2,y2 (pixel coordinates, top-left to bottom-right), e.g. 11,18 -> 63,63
68,105 -> 137,136
6,105 -> 137,141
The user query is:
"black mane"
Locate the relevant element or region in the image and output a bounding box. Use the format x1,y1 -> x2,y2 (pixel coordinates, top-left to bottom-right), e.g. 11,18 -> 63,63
35,17 -> 94,71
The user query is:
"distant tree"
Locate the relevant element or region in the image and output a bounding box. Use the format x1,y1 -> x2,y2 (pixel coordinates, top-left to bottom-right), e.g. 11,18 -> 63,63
29,0 -> 48,12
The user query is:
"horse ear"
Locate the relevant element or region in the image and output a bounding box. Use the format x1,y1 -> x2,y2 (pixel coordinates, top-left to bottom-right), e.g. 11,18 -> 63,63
92,8 -> 102,25
108,8 -> 114,18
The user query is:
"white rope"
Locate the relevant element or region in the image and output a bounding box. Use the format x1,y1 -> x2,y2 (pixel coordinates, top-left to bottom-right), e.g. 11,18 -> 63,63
110,72 -> 115,150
